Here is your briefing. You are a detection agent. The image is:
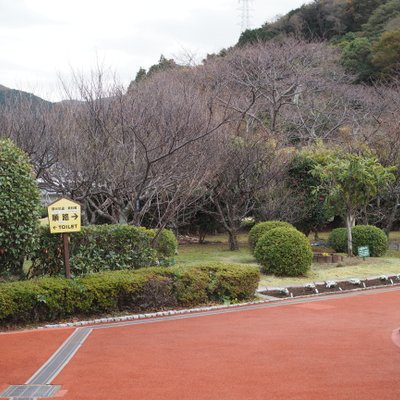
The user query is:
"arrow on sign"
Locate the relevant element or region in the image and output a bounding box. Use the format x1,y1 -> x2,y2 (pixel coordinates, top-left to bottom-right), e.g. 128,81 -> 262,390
71,213 -> 79,220
52,226 -> 58,230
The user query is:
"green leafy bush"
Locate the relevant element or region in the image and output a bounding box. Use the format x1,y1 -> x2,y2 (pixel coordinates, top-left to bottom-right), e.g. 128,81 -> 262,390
248,221 -> 294,251
0,139 -> 40,276
71,225 -> 157,274
254,227 -> 313,276
0,264 -> 260,325
29,225 -> 158,277
329,225 -> 387,256
30,225 -> 179,277
328,228 -> 348,253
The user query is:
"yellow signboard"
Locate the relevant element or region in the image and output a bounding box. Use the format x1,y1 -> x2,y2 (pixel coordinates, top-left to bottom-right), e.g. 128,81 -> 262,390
48,198 -> 81,234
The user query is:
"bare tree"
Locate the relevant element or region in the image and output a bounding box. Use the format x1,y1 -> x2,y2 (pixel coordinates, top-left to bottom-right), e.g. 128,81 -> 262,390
206,127 -> 293,250
0,94 -> 60,179
217,39 -> 344,139
362,82 -> 400,232
39,66 -> 231,232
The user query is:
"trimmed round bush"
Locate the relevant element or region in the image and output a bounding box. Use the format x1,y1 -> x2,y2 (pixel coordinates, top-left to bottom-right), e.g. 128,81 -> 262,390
254,227 -> 313,276
0,139 -> 40,276
352,225 -> 388,257
328,225 -> 388,256
248,221 -> 294,251
328,228 -> 347,253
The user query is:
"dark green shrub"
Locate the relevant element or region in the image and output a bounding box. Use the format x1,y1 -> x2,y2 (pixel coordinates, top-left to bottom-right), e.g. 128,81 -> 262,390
254,227 -> 313,276
0,139 -> 40,276
248,221 -> 294,251
328,225 -> 388,256
328,228 -> 348,253
29,225 -> 157,277
0,264 -> 260,326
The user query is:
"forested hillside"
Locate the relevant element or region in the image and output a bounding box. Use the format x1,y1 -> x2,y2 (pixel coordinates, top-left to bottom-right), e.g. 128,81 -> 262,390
238,0 -> 400,82
0,84 -> 52,108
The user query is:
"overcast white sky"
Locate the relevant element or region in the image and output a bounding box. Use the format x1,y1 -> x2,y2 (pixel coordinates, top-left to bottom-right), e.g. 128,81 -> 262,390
1,0 -> 308,101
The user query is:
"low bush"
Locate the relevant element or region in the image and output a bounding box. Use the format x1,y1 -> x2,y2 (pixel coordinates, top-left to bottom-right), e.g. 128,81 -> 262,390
0,264 -> 260,326
328,225 -> 387,256
254,227 -> 313,276
248,221 -> 294,251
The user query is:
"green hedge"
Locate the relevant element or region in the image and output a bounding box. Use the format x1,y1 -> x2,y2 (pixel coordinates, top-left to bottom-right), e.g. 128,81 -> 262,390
29,225 -> 178,277
248,221 -> 294,251
254,227 -> 313,276
0,263 -> 260,325
328,225 -> 388,256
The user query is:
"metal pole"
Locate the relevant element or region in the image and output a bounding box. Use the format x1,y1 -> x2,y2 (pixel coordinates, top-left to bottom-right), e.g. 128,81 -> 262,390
62,233 -> 71,279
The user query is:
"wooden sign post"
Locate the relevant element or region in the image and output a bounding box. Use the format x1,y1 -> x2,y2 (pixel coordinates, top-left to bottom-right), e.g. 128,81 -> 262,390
47,198 -> 81,278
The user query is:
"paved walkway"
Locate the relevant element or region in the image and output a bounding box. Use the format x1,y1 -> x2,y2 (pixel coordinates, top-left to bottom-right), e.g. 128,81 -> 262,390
1,288 -> 400,399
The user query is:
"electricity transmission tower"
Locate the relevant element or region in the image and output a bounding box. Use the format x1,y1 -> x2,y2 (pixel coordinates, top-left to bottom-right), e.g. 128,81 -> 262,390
239,0 -> 252,32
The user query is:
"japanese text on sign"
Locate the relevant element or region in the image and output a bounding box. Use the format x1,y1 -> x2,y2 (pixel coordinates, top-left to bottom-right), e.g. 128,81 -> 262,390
48,198 -> 81,234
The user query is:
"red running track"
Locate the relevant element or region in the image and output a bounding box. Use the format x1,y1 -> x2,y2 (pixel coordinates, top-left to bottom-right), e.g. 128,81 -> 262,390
0,328 -> 72,393
55,290 -> 400,400
2,290 -> 400,399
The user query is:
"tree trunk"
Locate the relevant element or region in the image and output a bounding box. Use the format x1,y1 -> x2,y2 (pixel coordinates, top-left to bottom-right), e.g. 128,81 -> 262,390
228,230 -> 239,251
213,198 -> 240,251
81,202 -> 90,225
362,204 -> 369,225
116,205 -> 130,224
198,230 -> 206,244
346,212 -> 355,257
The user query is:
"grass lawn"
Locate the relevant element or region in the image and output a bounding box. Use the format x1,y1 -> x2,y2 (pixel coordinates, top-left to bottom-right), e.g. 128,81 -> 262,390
175,232 -> 400,288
